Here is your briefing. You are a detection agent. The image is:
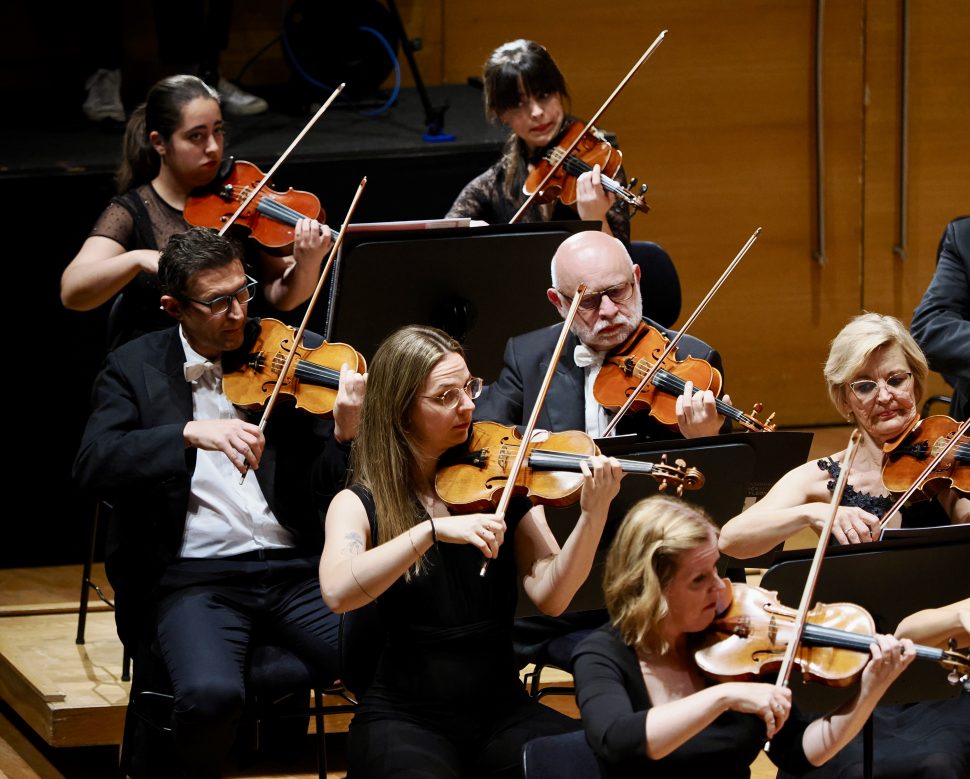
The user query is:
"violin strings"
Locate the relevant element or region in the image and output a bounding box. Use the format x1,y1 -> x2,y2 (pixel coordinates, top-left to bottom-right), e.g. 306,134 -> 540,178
264,353 -> 341,389
632,363 -> 762,428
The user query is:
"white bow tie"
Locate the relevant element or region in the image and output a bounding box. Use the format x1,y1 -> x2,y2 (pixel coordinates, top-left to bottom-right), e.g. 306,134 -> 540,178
183,360 -> 220,383
573,343 -> 605,369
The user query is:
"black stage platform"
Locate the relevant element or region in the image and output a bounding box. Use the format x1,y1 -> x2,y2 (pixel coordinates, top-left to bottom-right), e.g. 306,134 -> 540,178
6,84 -> 506,567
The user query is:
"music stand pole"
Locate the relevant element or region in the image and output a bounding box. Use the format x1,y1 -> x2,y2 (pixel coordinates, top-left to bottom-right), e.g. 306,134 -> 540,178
384,0 -> 453,141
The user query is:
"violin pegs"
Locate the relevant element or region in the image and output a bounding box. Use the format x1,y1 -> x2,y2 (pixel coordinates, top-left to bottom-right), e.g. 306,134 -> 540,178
752,402 -> 764,414
639,183 -> 649,194
628,177 -> 638,188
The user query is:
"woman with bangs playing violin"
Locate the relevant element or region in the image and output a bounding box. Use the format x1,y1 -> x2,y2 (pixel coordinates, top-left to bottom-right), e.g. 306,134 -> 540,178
446,39 -> 633,245
719,313 -> 968,561
60,74 -> 333,349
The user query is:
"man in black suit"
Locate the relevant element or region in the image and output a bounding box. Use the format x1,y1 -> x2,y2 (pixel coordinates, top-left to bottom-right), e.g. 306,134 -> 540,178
474,229 -> 729,669
911,215 -> 970,422
74,227 -> 363,778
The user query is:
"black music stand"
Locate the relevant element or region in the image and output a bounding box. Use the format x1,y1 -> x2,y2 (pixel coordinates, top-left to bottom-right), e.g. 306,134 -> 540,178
516,439 -> 757,618
761,529 -> 969,777
625,430 -> 814,570
321,220 -> 601,381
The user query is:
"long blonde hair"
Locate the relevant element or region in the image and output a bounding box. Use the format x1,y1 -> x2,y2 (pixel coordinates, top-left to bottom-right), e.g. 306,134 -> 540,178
604,495 -> 718,654
351,325 -> 463,575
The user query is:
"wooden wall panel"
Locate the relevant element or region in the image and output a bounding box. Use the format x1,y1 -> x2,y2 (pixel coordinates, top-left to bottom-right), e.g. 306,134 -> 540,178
442,1 -> 867,425
861,0 -> 970,403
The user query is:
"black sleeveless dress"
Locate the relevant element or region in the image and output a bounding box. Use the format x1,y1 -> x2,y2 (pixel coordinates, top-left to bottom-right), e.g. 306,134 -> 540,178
345,485 -> 579,778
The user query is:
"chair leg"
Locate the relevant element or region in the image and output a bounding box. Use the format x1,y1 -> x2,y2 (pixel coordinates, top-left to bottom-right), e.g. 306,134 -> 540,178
314,687 -> 326,779
76,502 -> 101,645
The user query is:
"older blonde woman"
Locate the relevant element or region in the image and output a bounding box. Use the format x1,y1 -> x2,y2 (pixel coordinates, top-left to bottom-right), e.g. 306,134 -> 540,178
572,495 -> 916,778
719,313 -> 968,560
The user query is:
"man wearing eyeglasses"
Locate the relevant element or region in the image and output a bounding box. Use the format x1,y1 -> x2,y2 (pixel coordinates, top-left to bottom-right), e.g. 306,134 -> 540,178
74,227 -> 362,778
473,229 -> 729,673
474,229 -> 728,442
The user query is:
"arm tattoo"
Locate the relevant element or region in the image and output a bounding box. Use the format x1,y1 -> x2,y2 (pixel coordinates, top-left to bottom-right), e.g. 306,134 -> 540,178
341,531 -> 365,557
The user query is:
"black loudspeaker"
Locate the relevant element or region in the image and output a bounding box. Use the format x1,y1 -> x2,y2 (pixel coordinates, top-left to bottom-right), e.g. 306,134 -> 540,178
283,0 -> 400,103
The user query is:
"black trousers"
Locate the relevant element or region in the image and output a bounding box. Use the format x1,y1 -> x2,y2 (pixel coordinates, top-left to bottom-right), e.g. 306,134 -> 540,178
155,555 -> 339,779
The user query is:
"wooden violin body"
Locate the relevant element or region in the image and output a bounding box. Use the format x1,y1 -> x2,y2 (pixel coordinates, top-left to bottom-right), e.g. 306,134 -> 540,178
882,415 -> 969,499
594,323 -> 776,432
184,159 -> 324,251
435,420 -> 703,513
222,318 -> 365,416
694,583 -> 969,687
523,121 -> 649,216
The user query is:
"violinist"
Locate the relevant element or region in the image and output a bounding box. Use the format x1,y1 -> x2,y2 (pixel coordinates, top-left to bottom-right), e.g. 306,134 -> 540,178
445,39 -> 631,245
73,228 -> 362,778
719,313 -> 968,560
474,229 -> 728,670
60,74 -> 332,349
318,324 -> 625,778
572,494 -> 916,779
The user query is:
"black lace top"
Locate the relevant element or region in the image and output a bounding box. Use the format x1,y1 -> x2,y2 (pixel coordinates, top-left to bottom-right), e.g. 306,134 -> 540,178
817,458 -> 950,528
446,124 -> 632,246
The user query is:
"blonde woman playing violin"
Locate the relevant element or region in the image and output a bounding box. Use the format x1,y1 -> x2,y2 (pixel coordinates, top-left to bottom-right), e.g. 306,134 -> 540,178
720,313 -> 968,560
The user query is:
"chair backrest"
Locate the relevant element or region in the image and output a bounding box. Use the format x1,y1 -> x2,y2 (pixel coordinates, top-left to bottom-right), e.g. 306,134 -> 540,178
629,240 -> 680,329
522,729 -> 601,779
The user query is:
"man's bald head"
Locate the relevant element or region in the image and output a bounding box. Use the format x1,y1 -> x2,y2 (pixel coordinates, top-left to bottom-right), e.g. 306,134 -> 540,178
546,231 -> 642,352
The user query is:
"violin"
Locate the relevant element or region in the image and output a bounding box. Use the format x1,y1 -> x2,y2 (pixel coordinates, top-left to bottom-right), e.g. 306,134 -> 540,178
882,415 -> 969,499
523,120 -> 649,216
434,420 -> 703,513
594,322 -> 777,433
184,159 -> 326,252
694,582 -> 970,688
223,318 -> 366,416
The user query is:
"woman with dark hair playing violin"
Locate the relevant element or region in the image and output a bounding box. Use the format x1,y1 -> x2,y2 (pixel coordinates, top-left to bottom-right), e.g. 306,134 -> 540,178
719,313 -> 968,560
446,39 -> 632,245
61,74 -> 332,349
319,324 -> 625,778
573,494 -> 919,778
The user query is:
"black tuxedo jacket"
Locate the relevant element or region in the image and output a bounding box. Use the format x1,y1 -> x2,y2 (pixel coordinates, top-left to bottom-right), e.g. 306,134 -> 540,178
473,317 -> 725,442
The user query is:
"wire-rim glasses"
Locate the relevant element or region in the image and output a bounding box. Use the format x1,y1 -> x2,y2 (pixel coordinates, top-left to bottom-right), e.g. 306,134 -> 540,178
422,377 -> 483,409
185,276 -> 258,316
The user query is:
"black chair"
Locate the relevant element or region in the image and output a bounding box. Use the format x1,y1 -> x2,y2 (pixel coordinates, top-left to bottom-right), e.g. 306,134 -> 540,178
523,626 -> 595,700
522,729 -> 601,779
76,293 -> 131,680
629,240 -> 681,328
118,639 -> 336,779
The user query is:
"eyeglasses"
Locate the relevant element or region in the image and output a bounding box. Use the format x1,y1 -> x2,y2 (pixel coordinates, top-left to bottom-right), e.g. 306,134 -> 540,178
559,279 -> 636,311
422,377 -> 483,409
848,371 -> 913,401
185,276 -> 258,316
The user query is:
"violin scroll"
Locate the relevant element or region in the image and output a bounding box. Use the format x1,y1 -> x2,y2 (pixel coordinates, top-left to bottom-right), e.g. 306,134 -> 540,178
652,453 -> 705,495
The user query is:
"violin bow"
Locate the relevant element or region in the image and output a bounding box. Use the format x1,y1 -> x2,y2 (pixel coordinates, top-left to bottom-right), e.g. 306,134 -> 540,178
602,227 -> 762,436
218,83 -> 346,238
237,176 -> 367,483
877,417 -> 970,530
479,283 -> 588,576
765,428 -> 863,750
509,31 -> 667,224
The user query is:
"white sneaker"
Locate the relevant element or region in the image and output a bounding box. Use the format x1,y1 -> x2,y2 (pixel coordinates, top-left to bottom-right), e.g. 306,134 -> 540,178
217,78 -> 268,116
83,68 -> 125,122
